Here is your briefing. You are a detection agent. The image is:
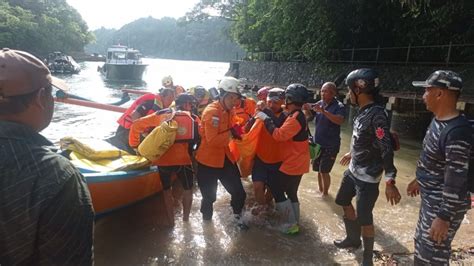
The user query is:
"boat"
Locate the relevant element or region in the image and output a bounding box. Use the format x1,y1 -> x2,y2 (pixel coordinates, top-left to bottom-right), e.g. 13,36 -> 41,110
98,45 -> 147,81
46,51 -> 81,74
60,137 -> 163,217
82,167 -> 163,217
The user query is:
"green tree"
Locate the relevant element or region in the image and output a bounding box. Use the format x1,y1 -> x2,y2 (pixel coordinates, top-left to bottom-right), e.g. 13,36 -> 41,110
0,0 -> 93,56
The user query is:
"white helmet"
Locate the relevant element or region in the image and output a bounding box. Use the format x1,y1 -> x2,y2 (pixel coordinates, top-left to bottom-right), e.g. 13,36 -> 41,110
218,76 -> 241,95
162,75 -> 173,87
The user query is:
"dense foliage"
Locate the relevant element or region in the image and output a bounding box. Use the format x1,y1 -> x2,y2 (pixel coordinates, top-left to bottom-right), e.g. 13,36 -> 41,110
86,17 -> 244,61
0,0 -> 93,57
186,0 -> 474,61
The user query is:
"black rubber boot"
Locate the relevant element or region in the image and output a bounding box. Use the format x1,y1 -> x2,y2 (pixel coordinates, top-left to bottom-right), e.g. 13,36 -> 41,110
334,218 -> 361,248
362,237 -> 374,266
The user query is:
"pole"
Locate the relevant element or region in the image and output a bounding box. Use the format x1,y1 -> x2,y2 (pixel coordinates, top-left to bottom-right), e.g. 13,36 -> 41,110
54,97 -> 127,113
122,88 -> 151,95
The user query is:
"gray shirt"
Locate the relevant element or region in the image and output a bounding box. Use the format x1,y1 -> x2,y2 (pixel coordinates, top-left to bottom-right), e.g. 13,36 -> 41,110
0,121 -> 94,265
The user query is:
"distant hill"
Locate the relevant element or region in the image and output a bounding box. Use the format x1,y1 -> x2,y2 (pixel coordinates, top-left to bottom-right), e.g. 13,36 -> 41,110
85,17 -> 244,62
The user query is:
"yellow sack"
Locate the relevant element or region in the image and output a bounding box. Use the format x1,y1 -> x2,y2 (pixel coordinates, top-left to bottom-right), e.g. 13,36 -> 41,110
138,120 -> 178,161
69,151 -> 150,172
60,136 -> 128,160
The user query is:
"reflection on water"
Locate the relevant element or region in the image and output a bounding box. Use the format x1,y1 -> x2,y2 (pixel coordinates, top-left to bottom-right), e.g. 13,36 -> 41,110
42,60 -> 473,265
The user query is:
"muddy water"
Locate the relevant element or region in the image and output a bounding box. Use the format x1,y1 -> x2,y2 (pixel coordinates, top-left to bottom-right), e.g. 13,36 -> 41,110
43,60 -> 472,265
93,124 -> 473,265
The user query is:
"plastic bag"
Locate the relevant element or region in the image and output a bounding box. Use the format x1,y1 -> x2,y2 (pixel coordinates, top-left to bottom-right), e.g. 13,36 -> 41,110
309,140 -> 321,160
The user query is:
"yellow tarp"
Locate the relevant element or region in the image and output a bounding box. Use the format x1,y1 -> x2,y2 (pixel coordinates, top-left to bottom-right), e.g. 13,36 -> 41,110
69,151 -> 150,172
60,136 -> 128,160
60,137 -> 150,172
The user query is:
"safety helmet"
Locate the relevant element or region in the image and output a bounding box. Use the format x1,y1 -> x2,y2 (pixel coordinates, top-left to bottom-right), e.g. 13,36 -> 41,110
189,85 -> 207,100
345,68 -> 380,94
159,87 -> 175,96
267,87 -> 285,101
175,93 -> 197,108
257,86 -> 271,100
162,75 -> 173,87
285,83 -> 309,104
218,76 -> 241,96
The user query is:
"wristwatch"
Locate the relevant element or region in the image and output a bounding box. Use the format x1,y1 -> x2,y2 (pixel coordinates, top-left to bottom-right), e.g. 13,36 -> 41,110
386,179 -> 396,185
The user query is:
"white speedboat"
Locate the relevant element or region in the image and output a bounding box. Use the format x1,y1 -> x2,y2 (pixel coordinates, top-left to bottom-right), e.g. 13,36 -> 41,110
98,45 -> 147,81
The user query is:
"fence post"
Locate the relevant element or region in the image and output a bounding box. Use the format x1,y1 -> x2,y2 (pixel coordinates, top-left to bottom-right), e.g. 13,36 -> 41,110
446,41 -> 452,66
375,45 -> 380,64
351,47 -> 355,63
405,44 -> 411,65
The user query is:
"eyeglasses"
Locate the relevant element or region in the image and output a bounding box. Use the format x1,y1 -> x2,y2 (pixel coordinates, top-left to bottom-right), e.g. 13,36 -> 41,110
268,91 -> 284,99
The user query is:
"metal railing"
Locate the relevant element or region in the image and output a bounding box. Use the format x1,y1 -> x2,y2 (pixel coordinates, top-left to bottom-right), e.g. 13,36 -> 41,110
243,43 -> 474,66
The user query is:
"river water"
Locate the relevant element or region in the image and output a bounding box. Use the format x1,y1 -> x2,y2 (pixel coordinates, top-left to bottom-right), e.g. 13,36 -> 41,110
43,59 -> 473,265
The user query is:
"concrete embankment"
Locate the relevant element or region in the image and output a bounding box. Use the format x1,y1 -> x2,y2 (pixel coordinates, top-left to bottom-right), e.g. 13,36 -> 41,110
229,60 -> 474,139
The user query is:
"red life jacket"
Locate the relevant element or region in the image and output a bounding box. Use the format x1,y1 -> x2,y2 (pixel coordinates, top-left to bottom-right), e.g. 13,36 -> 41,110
117,94 -> 163,129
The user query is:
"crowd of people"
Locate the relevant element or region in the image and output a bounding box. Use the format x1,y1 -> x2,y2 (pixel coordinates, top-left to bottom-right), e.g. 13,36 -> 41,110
1,48 -> 472,266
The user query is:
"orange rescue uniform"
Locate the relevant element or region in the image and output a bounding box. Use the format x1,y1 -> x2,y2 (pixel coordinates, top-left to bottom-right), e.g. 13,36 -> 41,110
232,98 -> 257,126
129,110 -> 198,166
196,101 -> 236,168
255,112 -> 286,164
271,110 -> 310,175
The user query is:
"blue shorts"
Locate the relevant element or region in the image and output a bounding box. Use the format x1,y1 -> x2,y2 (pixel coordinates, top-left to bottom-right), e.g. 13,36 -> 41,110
251,156 -> 281,183
335,170 -> 379,226
312,146 -> 338,173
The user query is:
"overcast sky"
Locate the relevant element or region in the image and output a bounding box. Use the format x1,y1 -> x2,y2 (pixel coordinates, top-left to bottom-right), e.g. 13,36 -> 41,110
67,0 -> 200,30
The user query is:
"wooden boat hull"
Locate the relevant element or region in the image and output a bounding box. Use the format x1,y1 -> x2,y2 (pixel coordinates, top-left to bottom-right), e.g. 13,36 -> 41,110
83,168 -> 162,217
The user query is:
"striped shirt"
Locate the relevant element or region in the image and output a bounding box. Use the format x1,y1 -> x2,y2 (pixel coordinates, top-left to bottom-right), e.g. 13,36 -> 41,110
416,116 -> 471,222
0,121 -> 94,265
349,103 -> 397,183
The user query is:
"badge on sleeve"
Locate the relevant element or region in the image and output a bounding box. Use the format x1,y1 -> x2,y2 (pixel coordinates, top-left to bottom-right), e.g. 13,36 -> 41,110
212,116 -> 220,127
375,127 -> 385,140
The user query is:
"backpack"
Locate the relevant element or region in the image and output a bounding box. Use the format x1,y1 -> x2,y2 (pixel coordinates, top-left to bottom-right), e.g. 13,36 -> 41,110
438,115 -> 474,193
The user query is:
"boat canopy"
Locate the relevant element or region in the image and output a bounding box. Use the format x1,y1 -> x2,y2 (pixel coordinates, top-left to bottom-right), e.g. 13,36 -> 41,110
106,45 -> 143,64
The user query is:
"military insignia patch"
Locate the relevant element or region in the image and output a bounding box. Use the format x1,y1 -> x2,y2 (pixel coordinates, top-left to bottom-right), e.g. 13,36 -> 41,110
376,127 -> 385,140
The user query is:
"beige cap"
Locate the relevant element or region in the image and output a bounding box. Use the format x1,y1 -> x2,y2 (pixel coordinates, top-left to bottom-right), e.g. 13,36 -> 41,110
0,48 -> 68,98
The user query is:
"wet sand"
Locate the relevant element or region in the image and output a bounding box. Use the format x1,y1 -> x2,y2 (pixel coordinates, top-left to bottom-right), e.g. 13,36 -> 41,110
94,125 -> 473,265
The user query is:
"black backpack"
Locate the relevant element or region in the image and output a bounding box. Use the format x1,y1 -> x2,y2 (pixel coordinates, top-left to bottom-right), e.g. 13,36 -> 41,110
438,115 -> 474,193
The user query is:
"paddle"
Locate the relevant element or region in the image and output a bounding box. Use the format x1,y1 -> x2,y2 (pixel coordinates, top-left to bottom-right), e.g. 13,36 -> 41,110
121,88 -> 151,95
54,90 -> 128,113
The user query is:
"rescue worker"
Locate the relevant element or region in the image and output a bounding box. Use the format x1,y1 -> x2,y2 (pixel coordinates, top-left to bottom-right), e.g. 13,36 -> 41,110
335,69 -> 401,266
195,76 -> 248,229
232,96 -> 257,127
109,88 -> 175,154
257,86 -> 271,101
255,84 -> 311,235
188,85 -> 212,116
162,75 -> 185,95
246,88 -> 287,213
129,93 -> 200,225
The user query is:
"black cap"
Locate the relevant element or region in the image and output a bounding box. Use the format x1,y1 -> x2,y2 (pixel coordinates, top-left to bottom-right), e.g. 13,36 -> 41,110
412,70 -> 462,91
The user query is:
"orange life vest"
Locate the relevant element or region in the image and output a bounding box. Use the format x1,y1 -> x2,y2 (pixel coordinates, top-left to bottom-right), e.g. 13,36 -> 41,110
172,111 -> 197,142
